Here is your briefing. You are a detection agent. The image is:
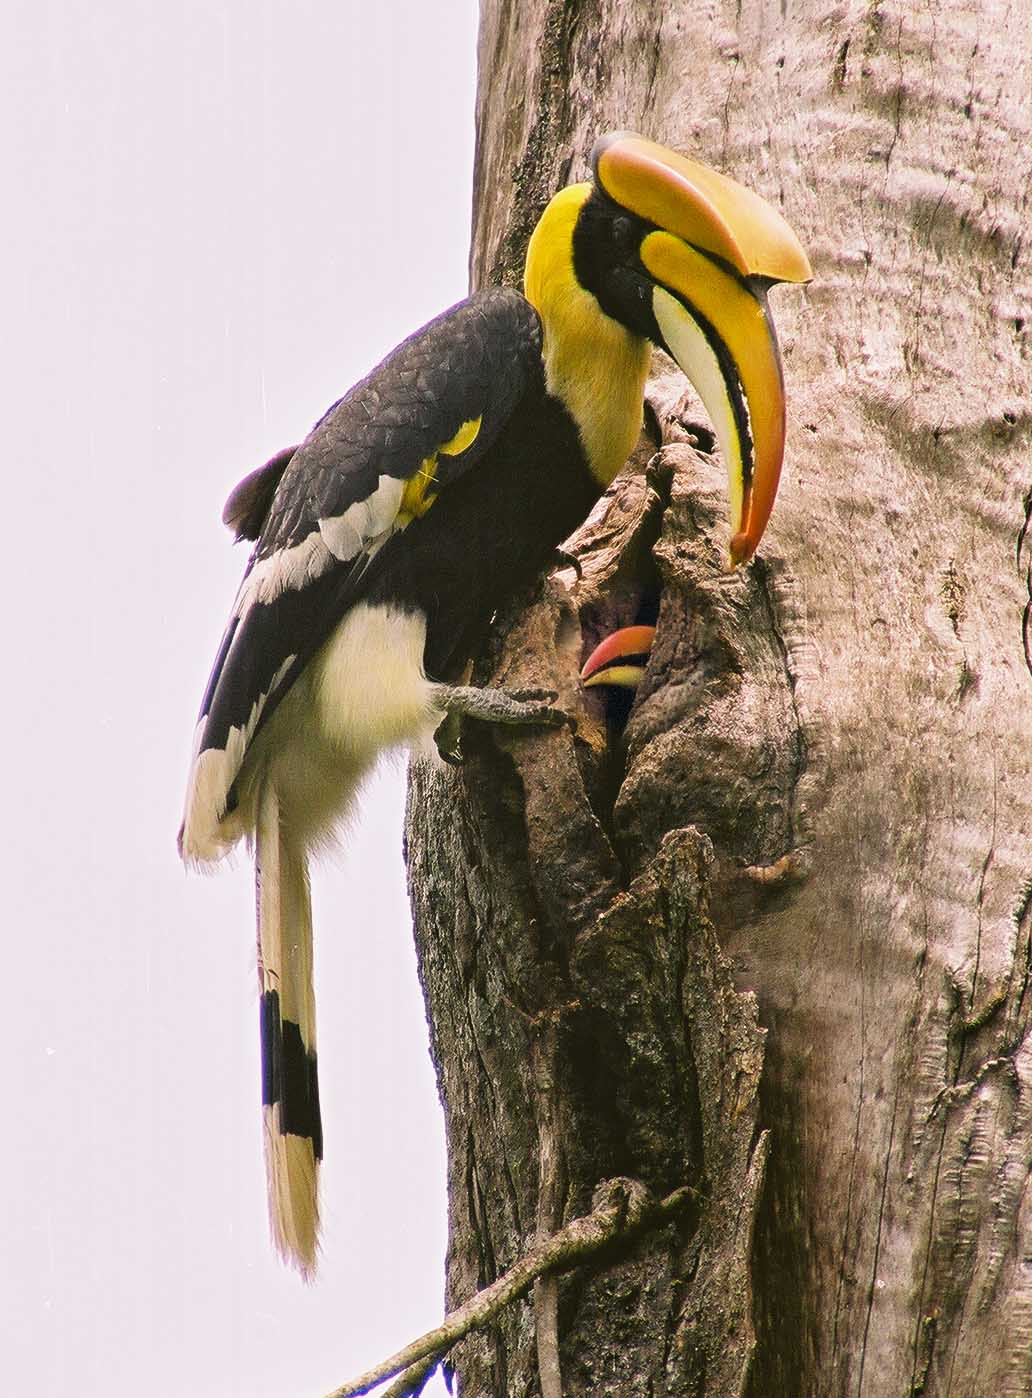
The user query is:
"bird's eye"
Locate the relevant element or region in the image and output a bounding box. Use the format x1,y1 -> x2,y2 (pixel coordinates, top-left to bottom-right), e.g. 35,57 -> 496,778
611,215 -> 635,249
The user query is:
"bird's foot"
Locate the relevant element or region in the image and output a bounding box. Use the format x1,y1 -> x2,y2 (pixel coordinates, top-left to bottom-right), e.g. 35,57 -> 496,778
431,683 -> 568,730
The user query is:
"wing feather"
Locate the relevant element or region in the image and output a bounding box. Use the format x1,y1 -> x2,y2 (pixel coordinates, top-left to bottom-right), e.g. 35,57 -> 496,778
181,288 -> 542,860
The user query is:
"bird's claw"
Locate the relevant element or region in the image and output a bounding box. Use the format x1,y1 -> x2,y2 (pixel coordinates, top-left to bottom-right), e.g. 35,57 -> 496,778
433,711 -> 466,765
435,737 -> 466,766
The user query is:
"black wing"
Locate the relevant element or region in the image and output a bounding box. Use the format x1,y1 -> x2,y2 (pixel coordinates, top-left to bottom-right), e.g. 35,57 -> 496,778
222,445 -> 298,541
183,287 -> 542,837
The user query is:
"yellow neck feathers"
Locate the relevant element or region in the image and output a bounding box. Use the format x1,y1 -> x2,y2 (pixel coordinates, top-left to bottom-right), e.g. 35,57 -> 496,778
524,185 -> 650,488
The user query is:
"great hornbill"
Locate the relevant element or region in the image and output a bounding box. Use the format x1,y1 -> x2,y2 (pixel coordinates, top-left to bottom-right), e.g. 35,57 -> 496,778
179,132 -> 811,1277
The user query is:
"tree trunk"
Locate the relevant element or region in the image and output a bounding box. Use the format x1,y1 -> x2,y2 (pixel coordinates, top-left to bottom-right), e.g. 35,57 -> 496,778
406,1 -> 1032,1393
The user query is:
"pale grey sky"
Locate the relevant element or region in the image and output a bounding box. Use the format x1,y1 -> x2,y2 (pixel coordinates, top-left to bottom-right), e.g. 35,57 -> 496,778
3,4 -> 478,1394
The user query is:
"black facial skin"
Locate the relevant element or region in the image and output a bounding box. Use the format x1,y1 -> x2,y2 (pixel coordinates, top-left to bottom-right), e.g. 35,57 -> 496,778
572,184 -> 759,492
571,188 -> 661,340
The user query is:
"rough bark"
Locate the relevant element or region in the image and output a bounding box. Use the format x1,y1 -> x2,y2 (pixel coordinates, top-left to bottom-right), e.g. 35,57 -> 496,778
406,2 -> 1032,1394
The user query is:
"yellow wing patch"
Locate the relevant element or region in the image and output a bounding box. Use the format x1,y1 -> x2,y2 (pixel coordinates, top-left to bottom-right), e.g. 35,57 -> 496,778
439,416 -> 482,457
397,416 -> 482,525
398,460 -> 437,523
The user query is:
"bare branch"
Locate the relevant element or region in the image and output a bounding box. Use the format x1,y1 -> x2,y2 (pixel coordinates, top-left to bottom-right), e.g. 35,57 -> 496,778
532,1019 -> 564,1398
379,1354 -> 439,1398
323,1179 -> 696,1398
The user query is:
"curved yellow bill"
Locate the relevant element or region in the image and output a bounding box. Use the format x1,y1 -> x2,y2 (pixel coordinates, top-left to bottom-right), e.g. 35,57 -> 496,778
594,133 -> 811,565
595,133 -> 812,285
644,232 -> 786,564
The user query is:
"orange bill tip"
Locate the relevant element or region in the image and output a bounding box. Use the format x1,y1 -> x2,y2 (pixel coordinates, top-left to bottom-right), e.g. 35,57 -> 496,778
729,531 -> 756,566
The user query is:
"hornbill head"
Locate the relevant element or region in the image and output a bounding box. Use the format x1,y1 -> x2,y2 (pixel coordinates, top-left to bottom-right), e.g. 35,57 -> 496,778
526,132 -> 812,567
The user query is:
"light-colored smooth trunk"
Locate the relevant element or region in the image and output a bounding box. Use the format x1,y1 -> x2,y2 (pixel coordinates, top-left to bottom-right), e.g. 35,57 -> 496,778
407,2 -> 1032,1391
